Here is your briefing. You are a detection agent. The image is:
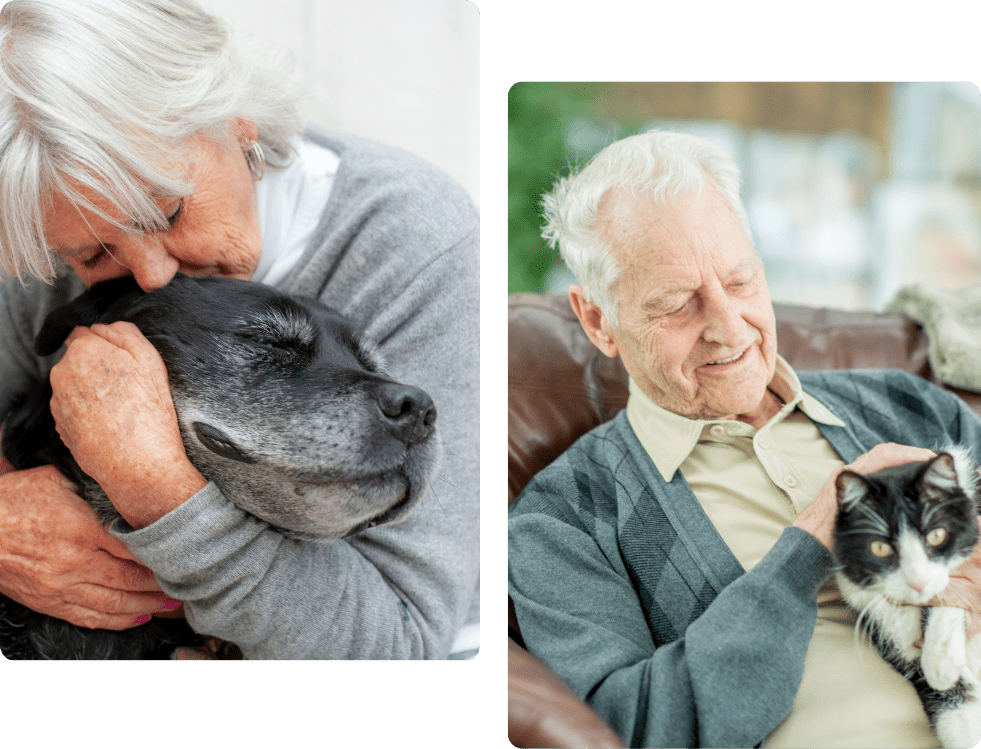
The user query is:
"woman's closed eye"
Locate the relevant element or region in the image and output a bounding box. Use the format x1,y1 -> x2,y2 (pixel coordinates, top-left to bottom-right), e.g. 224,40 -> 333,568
79,200 -> 183,268
163,199 -> 183,229
80,245 -> 109,269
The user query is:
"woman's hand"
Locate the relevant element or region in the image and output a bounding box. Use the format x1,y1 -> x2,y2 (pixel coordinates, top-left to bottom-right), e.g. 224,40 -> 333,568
0,465 -> 178,629
795,443 -> 938,551
48,321 -> 207,529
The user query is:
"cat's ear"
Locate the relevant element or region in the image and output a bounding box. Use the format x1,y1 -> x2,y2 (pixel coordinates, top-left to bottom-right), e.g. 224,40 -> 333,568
837,470 -> 871,509
921,452 -> 960,500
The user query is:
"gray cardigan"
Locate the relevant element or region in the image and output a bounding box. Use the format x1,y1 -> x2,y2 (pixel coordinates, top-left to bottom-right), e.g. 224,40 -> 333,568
0,126 -> 479,659
508,369 -> 981,746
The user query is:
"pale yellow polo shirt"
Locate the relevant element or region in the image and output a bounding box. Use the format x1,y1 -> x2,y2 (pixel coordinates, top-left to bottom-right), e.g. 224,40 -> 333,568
626,355 -> 937,749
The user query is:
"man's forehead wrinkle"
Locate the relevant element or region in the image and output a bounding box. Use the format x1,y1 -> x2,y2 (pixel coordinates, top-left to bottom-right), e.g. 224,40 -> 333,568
604,198 -> 759,315
600,188 -> 692,237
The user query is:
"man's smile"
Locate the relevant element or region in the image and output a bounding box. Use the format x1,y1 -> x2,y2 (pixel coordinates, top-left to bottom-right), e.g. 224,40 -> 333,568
705,348 -> 748,366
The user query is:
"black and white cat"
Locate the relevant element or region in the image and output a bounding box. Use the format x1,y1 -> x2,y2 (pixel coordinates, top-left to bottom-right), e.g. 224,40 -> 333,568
834,446 -> 981,749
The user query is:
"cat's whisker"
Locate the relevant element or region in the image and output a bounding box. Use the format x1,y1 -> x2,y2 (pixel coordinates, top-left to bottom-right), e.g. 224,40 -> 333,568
851,502 -> 890,535
850,595 -> 884,655
837,527 -> 887,537
922,496 -> 965,529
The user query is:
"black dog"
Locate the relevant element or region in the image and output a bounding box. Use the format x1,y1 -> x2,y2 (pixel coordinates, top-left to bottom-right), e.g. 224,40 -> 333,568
0,274 -> 440,659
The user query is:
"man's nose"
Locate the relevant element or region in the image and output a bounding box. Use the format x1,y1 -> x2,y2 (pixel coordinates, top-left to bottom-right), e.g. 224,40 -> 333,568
701,291 -> 745,345
114,236 -> 180,292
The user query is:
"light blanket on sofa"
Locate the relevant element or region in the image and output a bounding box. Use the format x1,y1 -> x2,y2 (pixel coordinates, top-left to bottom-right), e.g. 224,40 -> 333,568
886,283 -> 981,393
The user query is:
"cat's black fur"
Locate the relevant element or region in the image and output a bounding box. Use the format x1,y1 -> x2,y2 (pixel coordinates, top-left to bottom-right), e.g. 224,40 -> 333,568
834,447 -> 981,748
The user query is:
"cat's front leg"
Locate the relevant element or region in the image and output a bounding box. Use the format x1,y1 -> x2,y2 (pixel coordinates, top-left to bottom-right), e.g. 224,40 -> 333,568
873,600 -> 925,661
965,636 -> 981,678
922,606 -> 968,691
933,669 -> 981,749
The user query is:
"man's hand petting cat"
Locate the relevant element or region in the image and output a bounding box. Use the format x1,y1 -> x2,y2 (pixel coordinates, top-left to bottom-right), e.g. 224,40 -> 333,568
795,443 -> 938,551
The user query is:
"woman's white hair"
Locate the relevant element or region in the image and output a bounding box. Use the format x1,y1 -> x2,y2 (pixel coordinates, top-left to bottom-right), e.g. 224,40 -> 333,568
0,0 -> 303,281
540,129 -> 754,327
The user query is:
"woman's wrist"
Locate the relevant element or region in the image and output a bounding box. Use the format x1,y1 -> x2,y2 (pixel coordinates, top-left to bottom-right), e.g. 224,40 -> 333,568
104,457 -> 208,530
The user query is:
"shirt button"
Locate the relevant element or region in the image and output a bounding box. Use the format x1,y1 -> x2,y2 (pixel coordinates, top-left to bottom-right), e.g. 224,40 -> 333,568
710,425 -> 726,437
758,437 -> 770,449
784,475 -> 798,488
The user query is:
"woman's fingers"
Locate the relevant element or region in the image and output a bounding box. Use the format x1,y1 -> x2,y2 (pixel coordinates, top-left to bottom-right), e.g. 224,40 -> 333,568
0,465 -> 178,629
49,322 -> 207,527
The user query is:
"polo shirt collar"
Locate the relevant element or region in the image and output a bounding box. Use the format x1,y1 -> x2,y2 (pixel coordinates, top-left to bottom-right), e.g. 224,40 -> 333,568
625,354 -> 845,482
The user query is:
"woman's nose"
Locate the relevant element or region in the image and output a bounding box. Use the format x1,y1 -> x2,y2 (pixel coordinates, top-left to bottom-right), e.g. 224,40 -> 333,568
114,236 -> 180,292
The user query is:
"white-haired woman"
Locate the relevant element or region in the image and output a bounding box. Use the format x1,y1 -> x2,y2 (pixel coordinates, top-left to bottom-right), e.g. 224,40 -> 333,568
0,0 -> 479,659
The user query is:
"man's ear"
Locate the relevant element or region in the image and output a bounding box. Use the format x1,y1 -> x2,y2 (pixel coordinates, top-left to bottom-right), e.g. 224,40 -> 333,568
569,285 -> 619,359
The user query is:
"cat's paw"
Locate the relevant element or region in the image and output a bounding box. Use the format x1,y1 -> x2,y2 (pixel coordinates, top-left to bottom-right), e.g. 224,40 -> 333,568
923,607 -> 968,692
934,699 -> 981,749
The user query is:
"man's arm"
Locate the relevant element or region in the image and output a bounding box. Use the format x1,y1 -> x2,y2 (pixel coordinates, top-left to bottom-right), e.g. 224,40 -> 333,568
509,474 -> 830,748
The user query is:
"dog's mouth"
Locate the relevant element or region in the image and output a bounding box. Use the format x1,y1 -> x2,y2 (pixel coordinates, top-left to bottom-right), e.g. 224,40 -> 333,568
341,482 -> 413,538
191,420 -> 425,538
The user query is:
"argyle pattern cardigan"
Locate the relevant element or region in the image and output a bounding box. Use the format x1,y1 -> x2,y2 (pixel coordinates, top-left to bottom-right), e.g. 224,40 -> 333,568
508,369 -> 981,748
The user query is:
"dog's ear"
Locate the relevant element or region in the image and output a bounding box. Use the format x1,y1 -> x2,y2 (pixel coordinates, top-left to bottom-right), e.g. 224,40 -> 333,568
35,277 -> 145,356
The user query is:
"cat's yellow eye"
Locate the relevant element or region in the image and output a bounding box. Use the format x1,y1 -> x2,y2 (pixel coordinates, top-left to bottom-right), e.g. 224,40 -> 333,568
926,528 -> 948,547
870,540 -> 893,558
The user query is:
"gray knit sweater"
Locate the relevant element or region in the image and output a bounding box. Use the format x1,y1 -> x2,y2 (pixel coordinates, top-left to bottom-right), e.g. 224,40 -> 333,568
509,369 -> 981,746
0,126 -> 479,659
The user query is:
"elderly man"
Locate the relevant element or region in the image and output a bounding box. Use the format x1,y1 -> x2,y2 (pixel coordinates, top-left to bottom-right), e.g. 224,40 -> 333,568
508,130 -> 981,748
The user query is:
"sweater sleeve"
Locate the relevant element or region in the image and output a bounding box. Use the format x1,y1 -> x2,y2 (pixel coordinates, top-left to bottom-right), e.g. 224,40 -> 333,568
509,470 -> 831,748
110,483 -> 444,659
110,230 -> 478,659
0,275 -> 79,419
111,135 -> 480,660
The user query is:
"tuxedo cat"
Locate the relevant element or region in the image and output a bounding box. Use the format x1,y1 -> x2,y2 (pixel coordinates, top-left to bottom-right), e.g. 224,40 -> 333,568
834,446 -> 981,749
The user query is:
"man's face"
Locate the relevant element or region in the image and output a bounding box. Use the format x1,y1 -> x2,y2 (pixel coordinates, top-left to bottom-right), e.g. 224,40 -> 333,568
595,183 -> 777,422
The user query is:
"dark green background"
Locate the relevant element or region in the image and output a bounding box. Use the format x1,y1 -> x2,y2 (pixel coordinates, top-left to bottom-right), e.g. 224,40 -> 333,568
0,0 -> 981,749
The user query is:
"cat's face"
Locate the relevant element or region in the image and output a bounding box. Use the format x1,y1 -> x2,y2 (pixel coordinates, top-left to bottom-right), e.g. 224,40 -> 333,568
834,449 -> 980,605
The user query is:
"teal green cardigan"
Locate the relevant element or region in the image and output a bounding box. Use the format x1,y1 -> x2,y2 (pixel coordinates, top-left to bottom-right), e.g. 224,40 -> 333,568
508,369 -> 981,748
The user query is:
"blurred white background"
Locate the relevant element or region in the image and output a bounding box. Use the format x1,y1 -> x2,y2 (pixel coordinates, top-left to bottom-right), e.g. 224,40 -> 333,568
200,0 -> 479,204
514,82 -> 981,313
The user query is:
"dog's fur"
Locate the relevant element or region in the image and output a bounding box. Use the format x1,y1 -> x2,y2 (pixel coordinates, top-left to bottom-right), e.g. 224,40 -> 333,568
0,274 -> 440,659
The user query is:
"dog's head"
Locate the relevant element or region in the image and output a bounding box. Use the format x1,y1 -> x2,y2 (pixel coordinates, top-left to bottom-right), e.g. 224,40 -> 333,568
37,274 -> 440,542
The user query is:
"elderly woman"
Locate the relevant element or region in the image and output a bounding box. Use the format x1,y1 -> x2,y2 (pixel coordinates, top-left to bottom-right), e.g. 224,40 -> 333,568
0,0 -> 478,659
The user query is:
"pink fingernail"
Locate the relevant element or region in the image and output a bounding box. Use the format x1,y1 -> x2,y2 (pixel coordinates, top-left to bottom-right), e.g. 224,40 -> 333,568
162,600 -> 182,610
133,615 -> 151,625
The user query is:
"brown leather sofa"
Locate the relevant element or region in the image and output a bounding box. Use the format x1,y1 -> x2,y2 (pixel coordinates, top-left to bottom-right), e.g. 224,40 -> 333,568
507,292 -> 981,749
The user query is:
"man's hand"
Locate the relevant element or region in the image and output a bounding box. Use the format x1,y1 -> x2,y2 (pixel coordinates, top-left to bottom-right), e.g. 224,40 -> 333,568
795,443 -> 939,551
48,321 -> 207,529
0,465 -> 178,629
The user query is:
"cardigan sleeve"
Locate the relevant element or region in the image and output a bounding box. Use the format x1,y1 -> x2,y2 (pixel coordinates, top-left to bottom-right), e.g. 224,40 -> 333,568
509,463 -> 832,748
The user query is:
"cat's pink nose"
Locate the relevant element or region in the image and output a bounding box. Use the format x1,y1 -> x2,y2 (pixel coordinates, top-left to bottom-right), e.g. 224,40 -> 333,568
907,578 -> 927,593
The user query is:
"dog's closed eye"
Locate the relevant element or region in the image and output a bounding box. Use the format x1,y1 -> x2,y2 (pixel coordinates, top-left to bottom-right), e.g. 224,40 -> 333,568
193,422 -> 256,464
244,334 -> 302,353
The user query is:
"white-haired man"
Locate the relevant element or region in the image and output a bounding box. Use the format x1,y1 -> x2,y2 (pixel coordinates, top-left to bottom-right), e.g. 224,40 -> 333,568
509,130 -> 981,747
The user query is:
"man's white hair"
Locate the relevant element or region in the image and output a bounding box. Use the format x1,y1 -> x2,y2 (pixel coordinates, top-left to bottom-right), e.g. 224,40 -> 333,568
0,0 -> 302,281
540,129 -> 754,327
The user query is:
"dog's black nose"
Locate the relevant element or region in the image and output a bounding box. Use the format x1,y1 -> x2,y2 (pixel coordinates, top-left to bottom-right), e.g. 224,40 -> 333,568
377,383 -> 436,446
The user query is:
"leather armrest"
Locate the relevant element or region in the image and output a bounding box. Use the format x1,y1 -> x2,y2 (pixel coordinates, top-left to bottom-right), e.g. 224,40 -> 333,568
509,638 -> 626,749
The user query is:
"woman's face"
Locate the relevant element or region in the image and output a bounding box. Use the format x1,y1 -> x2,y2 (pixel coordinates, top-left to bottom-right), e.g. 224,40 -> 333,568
43,129 -> 262,291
